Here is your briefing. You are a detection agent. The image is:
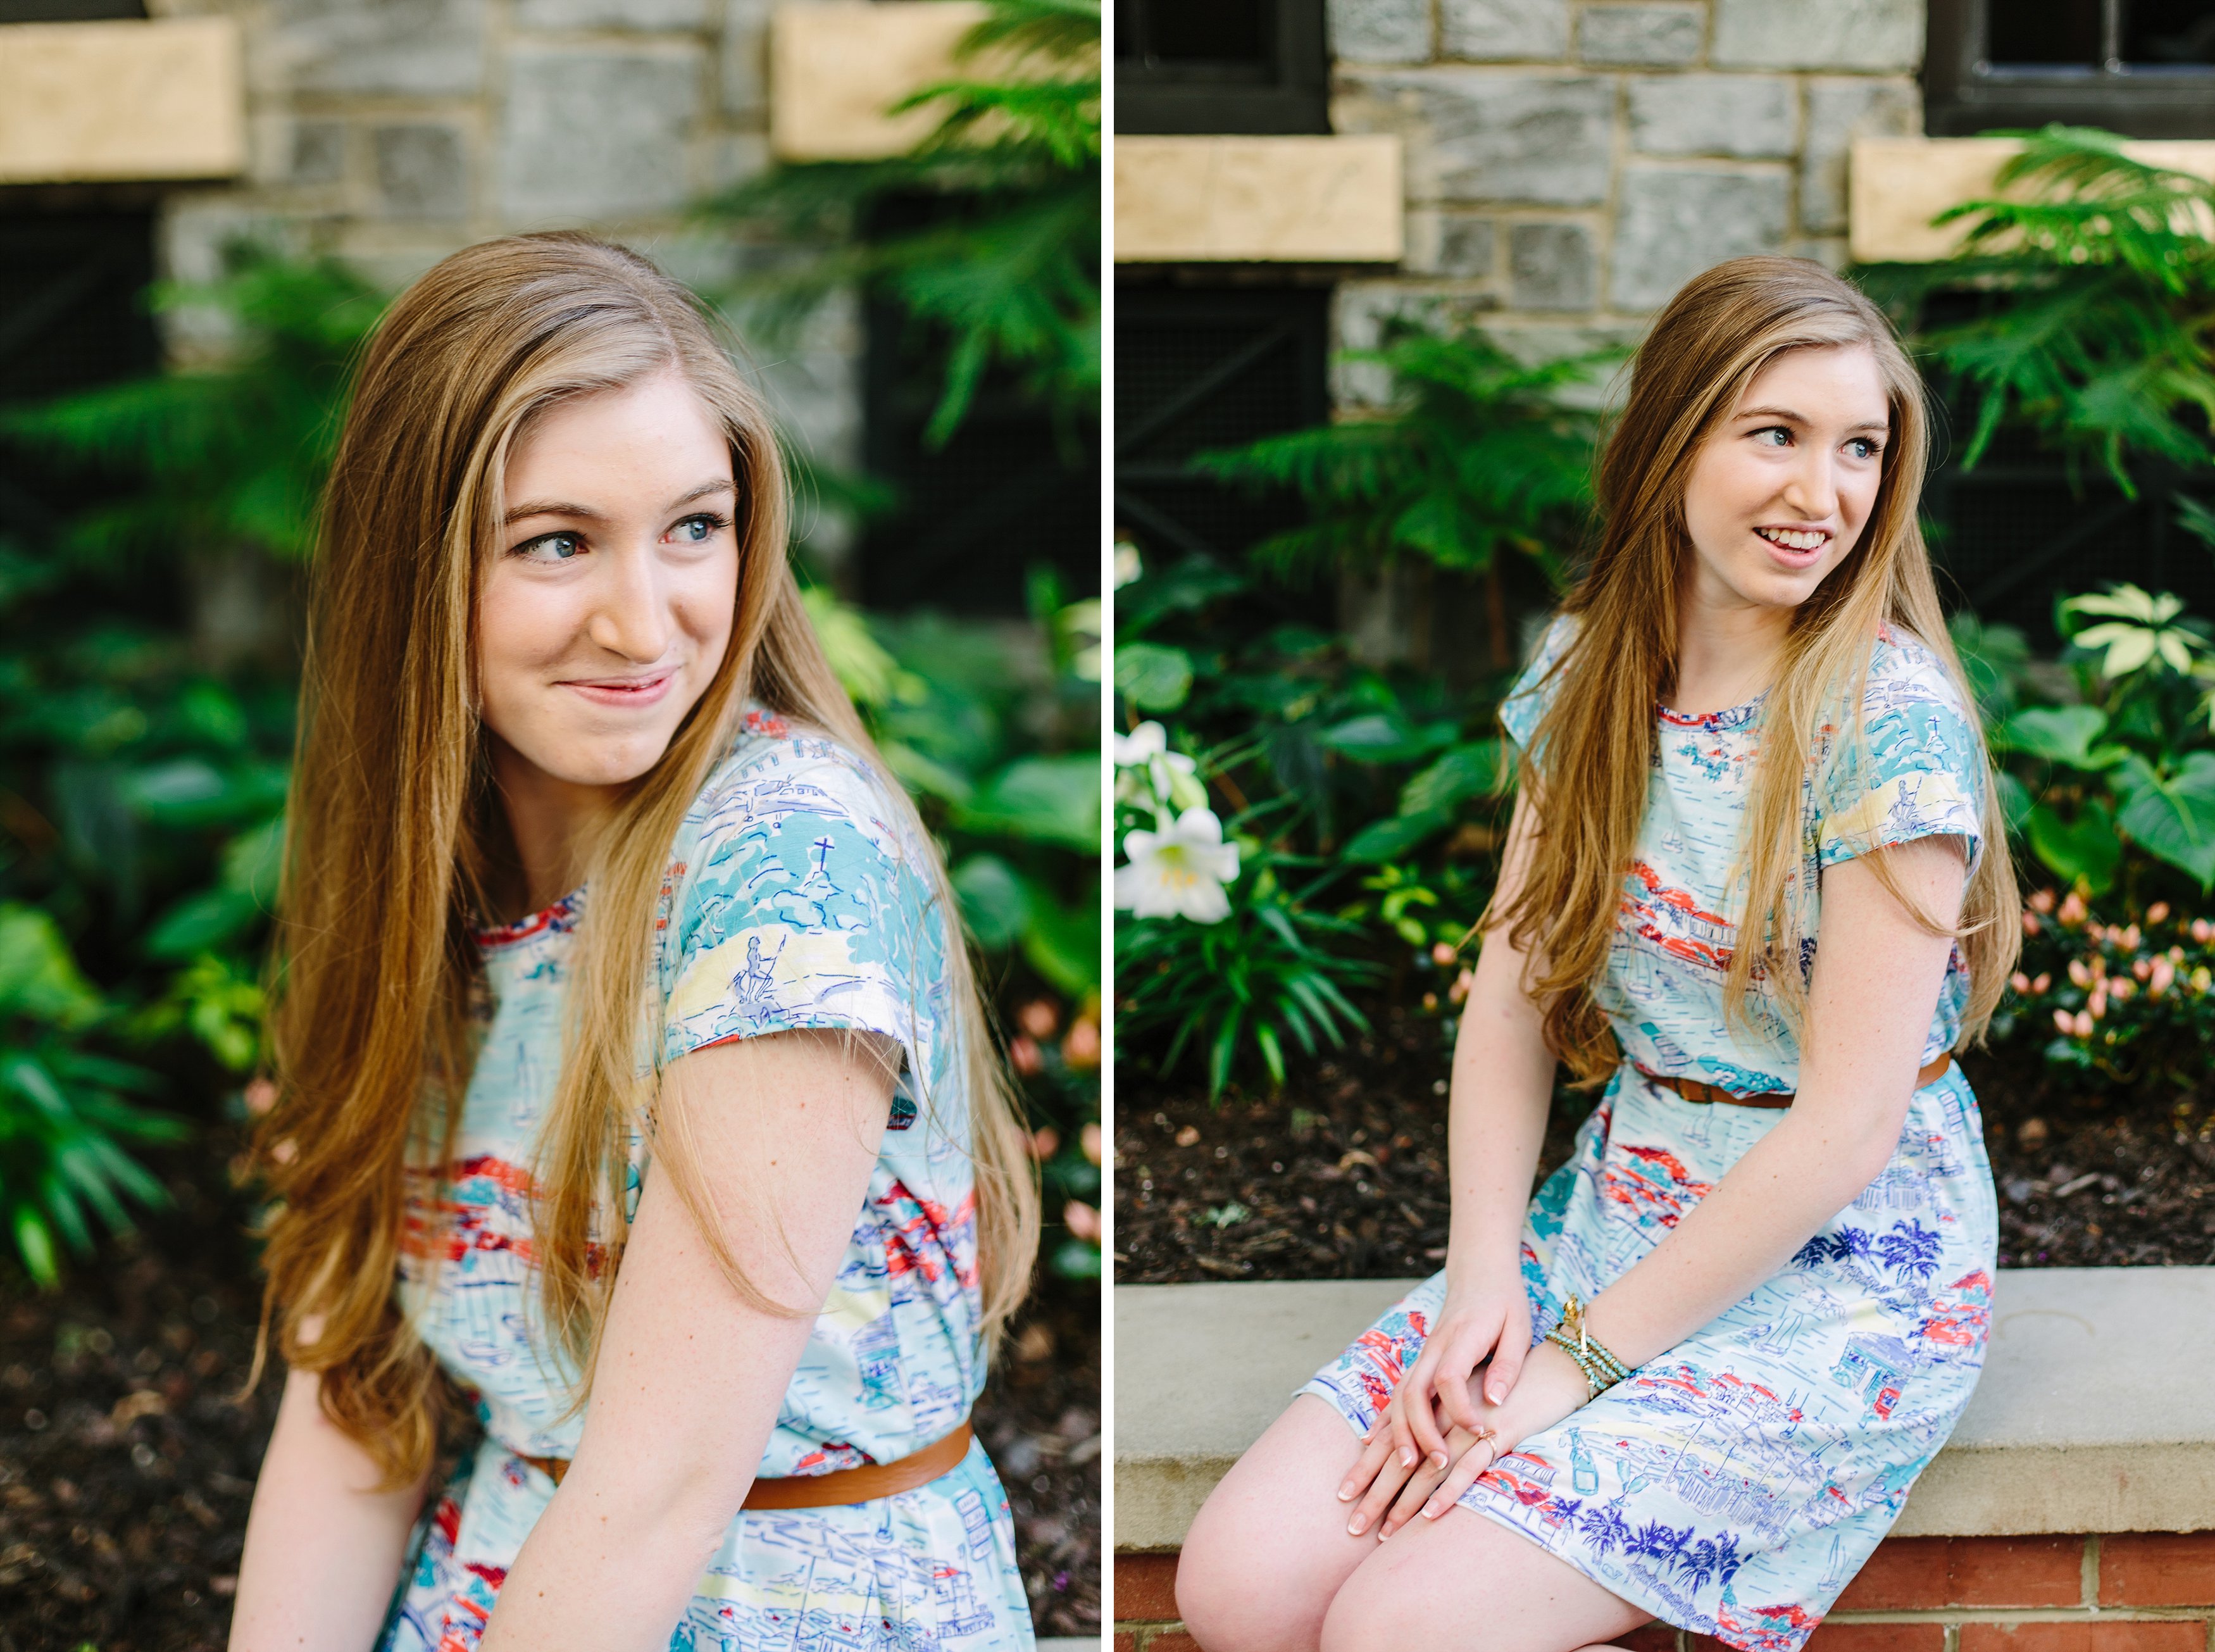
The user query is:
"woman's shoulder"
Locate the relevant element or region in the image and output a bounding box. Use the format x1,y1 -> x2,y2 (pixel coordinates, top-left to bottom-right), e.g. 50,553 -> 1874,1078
690,709 -> 913,848
1862,623 -> 1977,726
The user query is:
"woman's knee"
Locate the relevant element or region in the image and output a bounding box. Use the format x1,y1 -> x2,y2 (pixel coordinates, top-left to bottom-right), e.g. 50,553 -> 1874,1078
1175,1503 -> 1309,1651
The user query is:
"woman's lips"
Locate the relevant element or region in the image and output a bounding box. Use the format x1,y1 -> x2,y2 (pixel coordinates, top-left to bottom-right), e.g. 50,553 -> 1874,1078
559,671 -> 675,708
1753,526 -> 1830,568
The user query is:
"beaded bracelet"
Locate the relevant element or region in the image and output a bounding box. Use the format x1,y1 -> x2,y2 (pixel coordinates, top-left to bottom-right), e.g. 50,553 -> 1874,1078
1544,1294 -> 1632,1401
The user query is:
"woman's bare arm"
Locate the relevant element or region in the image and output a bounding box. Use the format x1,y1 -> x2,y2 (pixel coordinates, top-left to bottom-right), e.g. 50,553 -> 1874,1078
228,1355 -> 432,1652
1352,834 -> 1973,1537
1580,835 -> 1967,1366
1360,792 -> 1560,1482
475,1027 -> 895,1652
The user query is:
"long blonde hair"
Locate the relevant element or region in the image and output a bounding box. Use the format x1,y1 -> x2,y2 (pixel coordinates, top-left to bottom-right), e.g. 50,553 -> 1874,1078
253,232 -> 1039,1487
1496,256 -> 2020,1084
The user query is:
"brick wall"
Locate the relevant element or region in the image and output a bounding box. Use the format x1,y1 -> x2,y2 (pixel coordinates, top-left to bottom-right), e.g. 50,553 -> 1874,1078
1116,1534 -> 2215,1649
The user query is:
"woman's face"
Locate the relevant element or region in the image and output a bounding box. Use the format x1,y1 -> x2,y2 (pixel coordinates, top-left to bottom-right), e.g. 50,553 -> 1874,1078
1680,343 -> 1890,618
477,368 -> 740,791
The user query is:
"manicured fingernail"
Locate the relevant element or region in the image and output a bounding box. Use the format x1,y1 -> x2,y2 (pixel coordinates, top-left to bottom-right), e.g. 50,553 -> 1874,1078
1487,1387 -> 1504,1403
1428,1451 -> 1447,1470
1422,1500 -> 1444,1518
1337,1484 -> 1354,1501
1347,1516 -> 1366,1536
1399,1446 -> 1416,1468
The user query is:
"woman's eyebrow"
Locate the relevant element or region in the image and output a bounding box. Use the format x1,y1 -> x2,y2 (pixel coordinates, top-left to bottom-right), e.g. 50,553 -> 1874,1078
1735,405 -> 1888,435
503,480 -> 734,525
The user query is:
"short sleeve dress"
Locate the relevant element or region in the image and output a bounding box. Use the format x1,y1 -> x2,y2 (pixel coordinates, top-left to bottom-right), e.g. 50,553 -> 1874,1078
1298,618 -> 1999,1652
377,711 -> 1033,1652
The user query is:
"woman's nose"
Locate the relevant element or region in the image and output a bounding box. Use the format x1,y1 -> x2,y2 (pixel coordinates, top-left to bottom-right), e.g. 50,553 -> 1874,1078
585,544 -> 673,661
1781,452 -> 1840,522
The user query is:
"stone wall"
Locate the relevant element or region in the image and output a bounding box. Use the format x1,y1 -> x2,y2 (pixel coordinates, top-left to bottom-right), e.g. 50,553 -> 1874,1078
1321,0 -> 1925,391
139,0 -> 860,559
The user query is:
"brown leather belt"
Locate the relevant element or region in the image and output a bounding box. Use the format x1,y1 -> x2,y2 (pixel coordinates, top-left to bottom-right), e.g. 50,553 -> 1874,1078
519,1419 -> 973,1508
1635,1053 -> 1953,1110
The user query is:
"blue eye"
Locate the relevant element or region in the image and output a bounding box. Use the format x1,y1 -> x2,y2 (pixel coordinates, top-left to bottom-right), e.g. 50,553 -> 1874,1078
1848,437 -> 1883,460
669,515 -> 722,544
1759,427 -> 1790,446
515,532 -> 583,562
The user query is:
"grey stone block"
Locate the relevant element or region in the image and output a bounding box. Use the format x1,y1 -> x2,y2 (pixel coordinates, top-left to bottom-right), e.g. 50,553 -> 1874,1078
720,0 -> 773,115
1628,73 -> 1795,158
289,121 -> 344,184
1607,166 -> 1789,310
373,125 -> 469,220
1509,220 -> 1597,309
1336,70 -> 1613,205
268,0 -> 488,96
1329,0 -> 1432,63
515,0 -> 711,28
1404,209 -> 1497,275
1576,3 -> 1702,66
1441,0 -> 1568,60
1711,0 -> 1922,71
499,44 -> 706,223
1437,212 -> 1497,276
1800,76 -> 1921,234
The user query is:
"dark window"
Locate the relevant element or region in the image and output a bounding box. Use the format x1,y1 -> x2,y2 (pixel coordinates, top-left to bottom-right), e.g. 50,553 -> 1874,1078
1928,0 -> 2215,135
0,0 -> 143,18
0,211 -> 161,545
1113,284 -> 1330,564
1114,0 -> 1327,134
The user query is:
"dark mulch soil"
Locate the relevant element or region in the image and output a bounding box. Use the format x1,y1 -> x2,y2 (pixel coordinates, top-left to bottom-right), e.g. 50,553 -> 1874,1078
1114,1004 -> 2215,1284
1,1128 -> 1099,1651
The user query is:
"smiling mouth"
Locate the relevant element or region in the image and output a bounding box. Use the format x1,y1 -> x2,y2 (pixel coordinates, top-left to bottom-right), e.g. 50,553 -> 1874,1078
560,671 -> 676,703
1755,526 -> 1830,553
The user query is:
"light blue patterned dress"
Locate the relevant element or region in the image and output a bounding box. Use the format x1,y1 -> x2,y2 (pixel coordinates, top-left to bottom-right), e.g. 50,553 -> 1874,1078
1300,619 -> 1999,1652
377,710 -> 1032,1652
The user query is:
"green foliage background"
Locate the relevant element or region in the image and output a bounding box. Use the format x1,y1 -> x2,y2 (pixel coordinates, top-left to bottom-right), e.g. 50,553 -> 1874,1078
0,0 -> 1102,1286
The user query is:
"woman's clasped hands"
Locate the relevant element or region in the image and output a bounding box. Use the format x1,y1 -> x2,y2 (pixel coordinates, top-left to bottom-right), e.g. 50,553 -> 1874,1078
1335,1270 -> 1597,1542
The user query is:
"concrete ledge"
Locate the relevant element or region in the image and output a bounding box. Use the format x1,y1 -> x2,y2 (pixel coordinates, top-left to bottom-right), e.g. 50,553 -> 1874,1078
0,18 -> 244,184
1113,135 -> 1404,263
770,1 -> 987,162
1850,135 -> 2215,262
1114,1270 -> 2215,1552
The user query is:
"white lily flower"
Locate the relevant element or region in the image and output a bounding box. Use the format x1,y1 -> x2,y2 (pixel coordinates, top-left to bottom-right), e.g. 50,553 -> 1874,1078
1116,808 -> 1240,923
1113,721 -> 1171,766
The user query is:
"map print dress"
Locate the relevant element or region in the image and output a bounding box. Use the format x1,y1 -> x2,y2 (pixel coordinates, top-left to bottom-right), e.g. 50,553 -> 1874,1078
1299,619 -> 1999,1652
376,711 -> 1032,1652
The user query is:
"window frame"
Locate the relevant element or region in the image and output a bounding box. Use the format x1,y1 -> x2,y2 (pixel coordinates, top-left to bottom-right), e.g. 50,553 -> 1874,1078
1926,0 -> 2215,137
1113,0 -> 1328,135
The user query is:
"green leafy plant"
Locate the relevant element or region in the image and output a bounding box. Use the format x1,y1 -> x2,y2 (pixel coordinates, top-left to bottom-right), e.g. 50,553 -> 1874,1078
1116,811 -> 1376,1099
1965,585 -> 2215,895
1194,322 -> 1604,581
699,0 -> 1099,444
0,903 -> 182,1286
1864,125 -> 2215,492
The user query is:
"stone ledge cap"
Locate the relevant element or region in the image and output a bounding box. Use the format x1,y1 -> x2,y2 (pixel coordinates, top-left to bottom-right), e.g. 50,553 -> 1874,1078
1114,1270 -> 2215,1551
1114,135 -> 1404,263
0,18 -> 245,185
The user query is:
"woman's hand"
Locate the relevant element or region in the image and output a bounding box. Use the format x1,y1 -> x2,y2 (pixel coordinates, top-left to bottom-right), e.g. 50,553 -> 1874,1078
1341,1339 -> 1597,1542
1381,1265 -> 1535,1485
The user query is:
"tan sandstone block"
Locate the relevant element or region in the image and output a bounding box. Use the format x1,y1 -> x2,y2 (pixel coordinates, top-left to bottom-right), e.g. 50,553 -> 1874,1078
0,18 -> 244,184
1114,135 -> 1403,263
1850,135 -> 2215,263
770,1 -> 988,163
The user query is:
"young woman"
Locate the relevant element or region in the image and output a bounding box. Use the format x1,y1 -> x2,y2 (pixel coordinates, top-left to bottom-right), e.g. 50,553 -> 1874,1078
225,232 -> 1040,1652
1175,257 -> 2019,1652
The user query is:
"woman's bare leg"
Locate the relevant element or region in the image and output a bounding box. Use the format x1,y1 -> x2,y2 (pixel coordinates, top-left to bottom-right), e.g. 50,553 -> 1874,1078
1318,1501 -> 1651,1652
1173,1395 -> 1381,1652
